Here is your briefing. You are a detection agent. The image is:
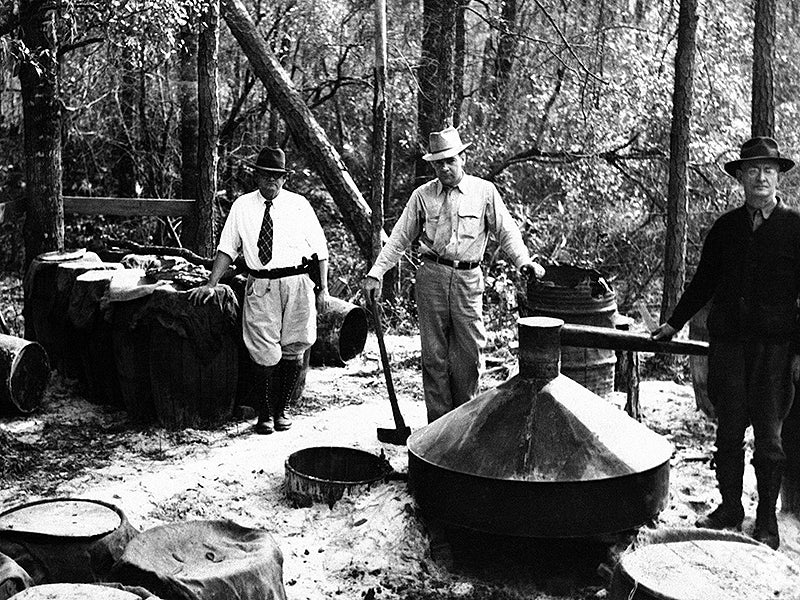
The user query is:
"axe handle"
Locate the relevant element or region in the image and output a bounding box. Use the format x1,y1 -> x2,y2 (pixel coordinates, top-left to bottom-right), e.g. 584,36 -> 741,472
370,298 -> 408,429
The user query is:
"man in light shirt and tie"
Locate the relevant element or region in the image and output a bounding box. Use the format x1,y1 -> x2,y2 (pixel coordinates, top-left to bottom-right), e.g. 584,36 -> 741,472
652,137 -> 800,549
363,127 -> 544,423
190,147 -> 330,435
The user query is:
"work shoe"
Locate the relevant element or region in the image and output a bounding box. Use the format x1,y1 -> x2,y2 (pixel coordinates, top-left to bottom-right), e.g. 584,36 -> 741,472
695,503 -> 744,530
254,417 -> 273,435
753,511 -> 780,549
274,415 -> 292,431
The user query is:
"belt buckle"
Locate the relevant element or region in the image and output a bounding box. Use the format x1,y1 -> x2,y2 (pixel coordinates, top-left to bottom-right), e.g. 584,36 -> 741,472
452,259 -> 460,269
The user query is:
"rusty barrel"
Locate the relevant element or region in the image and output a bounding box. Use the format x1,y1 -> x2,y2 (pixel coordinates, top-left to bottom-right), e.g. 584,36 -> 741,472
143,286 -> 239,429
519,265 -> 617,397
310,297 -> 368,367
285,447 -> 390,508
22,250 -> 106,378
0,334 -> 49,415
0,498 -> 137,585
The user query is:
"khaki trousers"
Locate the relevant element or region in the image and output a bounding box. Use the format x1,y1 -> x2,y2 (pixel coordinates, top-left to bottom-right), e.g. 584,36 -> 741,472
415,261 -> 486,422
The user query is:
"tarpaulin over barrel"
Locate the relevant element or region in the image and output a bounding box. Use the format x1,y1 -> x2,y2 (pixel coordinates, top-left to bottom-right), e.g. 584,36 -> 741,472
0,551 -> 32,599
0,498 -> 137,584
109,520 -> 287,600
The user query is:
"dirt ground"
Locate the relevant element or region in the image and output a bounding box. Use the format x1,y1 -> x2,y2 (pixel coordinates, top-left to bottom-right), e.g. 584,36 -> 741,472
2,330 -> 800,600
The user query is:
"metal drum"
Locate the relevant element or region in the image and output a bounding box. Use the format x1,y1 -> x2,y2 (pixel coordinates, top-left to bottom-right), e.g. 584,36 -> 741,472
408,317 -> 673,538
519,265 -> 617,397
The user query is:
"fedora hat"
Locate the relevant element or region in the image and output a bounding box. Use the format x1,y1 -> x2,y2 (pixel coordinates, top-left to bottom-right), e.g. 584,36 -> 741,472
249,147 -> 293,174
422,126 -> 472,162
723,137 -> 795,177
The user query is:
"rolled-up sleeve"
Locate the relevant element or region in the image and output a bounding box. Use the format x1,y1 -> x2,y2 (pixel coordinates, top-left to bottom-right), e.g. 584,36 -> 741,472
486,185 -> 531,268
367,192 -> 423,279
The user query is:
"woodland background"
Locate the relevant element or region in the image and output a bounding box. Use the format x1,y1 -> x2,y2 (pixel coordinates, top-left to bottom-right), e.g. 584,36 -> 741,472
1,0 -> 799,332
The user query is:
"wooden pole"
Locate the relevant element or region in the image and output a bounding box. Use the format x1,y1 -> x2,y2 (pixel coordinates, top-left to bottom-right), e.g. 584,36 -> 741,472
370,0 -> 388,265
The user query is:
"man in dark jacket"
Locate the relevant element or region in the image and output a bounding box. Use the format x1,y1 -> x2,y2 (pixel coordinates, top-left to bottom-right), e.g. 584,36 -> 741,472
652,137 -> 800,549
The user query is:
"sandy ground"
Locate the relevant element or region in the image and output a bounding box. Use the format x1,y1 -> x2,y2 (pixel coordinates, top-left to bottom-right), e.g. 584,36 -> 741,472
2,334 -> 800,599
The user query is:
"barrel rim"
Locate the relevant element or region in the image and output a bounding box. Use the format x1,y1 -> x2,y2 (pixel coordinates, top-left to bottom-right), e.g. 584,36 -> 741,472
8,341 -> 50,414
284,446 -> 390,487
0,497 -> 127,542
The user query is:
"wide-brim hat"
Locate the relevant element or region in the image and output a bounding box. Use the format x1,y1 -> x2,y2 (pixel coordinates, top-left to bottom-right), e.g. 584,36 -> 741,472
723,136 -> 795,177
249,147 -> 294,174
422,126 -> 472,162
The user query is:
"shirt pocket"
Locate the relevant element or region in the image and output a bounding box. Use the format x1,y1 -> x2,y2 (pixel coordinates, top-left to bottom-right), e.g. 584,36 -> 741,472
457,207 -> 483,240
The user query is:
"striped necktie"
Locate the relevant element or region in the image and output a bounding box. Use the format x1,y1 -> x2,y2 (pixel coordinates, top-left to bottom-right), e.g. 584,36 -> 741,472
433,187 -> 455,254
257,202 -> 273,265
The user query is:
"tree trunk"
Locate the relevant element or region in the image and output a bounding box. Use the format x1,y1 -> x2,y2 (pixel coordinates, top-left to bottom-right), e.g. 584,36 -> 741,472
490,0 -> 518,102
660,0 -> 697,324
221,0 -> 373,260
178,24 -> 200,248
752,0 -> 775,137
453,1 -> 468,127
196,0 -> 220,257
415,0 -> 457,188
20,0 -> 63,270
371,0 -> 388,265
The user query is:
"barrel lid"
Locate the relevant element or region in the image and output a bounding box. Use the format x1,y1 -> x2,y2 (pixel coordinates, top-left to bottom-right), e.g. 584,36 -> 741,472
8,583 -> 141,600
618,540 -> 800,599
408,374 -> 673,482
36,249 -> 86,262
0,499 -> 121,539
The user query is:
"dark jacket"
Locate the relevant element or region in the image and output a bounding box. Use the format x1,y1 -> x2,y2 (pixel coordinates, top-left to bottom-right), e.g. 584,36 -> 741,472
668,200 -> 800,344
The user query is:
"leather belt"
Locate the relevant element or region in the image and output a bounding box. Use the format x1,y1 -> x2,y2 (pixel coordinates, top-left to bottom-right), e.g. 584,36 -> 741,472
246,263 -> 310,279
422,254 -> 480,270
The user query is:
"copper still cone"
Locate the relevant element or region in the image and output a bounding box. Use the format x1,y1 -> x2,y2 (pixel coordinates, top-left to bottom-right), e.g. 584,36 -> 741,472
407,316 -> 673,537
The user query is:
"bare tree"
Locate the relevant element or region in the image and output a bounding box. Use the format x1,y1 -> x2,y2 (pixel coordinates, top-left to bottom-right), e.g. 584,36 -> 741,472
660,0 -> 698,324
20,0 -> 63,271
195,0 -> 220,256
415,0 -> 457,187
752,0 -> 775,137
178,23 -> 200,247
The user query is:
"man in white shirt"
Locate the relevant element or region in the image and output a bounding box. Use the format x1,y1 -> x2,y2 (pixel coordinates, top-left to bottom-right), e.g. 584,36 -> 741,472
363,127 -> 544,422
190,147 -> 330,434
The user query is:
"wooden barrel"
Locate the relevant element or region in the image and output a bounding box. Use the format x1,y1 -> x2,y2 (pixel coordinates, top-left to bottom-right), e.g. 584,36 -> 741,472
0,498 -> 137,585
22,250 -> 103,376
309,297 -> 368,367
145,286 -> 239,429
67,271 -> 123,406
519,265 -> 618,397
0,334 -> 50,415
609,538 -> 800,599
7,584 -> 142,600
111,297 -> 156,424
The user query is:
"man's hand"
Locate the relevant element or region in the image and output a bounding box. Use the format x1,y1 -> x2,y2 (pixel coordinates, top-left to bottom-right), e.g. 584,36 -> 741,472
791,354 -> 800,382
651,323 -> 677,341
520,261 -> 545,280
362,276 -> 382,304
188,283 -> 217,306
316,288 -> 331,313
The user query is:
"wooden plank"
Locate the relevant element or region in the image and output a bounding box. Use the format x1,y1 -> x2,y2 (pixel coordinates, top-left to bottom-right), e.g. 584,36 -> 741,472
0,198 -> 24,224
64,196 -> 195,217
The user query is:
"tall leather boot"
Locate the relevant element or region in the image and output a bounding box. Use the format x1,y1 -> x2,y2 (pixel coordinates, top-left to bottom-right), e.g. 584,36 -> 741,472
753,459 -> 783,549
273,358 -> 303,431
696,449 -> 745,530
254,365 -> 276,435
